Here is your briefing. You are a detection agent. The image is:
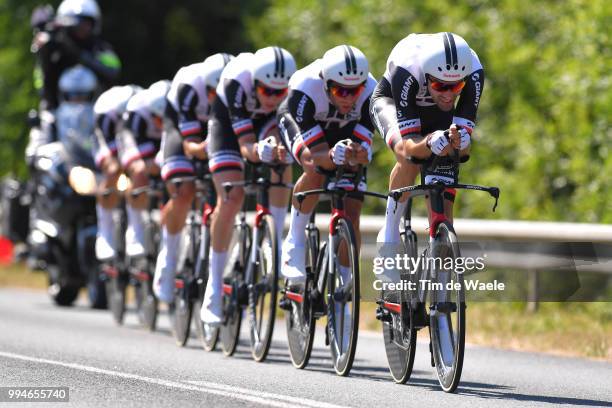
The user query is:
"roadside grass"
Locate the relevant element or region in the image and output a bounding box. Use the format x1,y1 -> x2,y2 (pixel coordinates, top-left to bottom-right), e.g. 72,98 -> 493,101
0,262 -> 47,289
360,301 -> 612,361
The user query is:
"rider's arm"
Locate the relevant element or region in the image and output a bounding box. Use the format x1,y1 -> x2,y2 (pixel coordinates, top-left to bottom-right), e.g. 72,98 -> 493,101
283,90 -> 332,168
348,96 -> 375,165
223,79 -> 259,162
176,84 -> 207,160
78,43 -> 121,87
453,65 -> 485,157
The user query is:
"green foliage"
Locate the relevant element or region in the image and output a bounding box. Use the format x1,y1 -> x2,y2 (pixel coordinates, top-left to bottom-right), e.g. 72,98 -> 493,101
247,0 -> 611,222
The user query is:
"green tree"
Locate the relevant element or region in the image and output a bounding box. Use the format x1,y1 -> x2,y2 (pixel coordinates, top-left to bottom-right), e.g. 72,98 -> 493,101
247,0 -> 611,222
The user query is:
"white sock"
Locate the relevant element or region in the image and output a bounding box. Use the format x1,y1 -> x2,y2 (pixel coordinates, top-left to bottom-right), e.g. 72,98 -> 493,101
96,205 -> 114,244
126,205 -> 145,242
269,205 -> 288,242
380,198 -> 408,243
287,206 -> 311,246
208,249 -> 228,295
163,227 -> 182,267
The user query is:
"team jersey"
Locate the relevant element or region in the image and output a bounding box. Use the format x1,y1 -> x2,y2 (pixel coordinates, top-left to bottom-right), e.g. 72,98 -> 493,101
167,59 -> 227,142
94,86 -> 133,139
215,53 -> 276,139
124,89 -> 163,141
280,58 -> 376,158
376,33 -> 484,146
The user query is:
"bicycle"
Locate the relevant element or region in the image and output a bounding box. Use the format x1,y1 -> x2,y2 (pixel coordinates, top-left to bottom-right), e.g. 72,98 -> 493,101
102,175 -> 163,330
220,163 -> 291,360
171,162 -> 217,349
280,166 -> 386,376
376,149 -> 499,392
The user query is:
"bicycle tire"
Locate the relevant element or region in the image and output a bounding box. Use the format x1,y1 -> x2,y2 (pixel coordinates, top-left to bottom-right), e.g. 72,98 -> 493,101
286,228 -> 323,369
327,217 -> 360,376
194,218 -> 219,351
381,228 -> 418,383
249,215 -> 278,362
220,222 -> 250,356
429,221 -> 465,393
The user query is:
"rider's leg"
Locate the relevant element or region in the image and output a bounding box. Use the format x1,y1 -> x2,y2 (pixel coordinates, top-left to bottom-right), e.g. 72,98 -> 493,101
95,157 -> 121,260
124,159 -> 148,257
379,146 -> 420,244
153,173 -> 194,303
269,165 -> 291,243
281,149 -> 324,282
201,168 -> 244,325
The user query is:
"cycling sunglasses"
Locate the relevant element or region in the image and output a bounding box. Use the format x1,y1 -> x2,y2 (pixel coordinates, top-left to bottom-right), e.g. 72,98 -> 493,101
206,86 -> 217,99
428,76 -> 466,93
329,82 -> 365,98
256,84 -> 288,97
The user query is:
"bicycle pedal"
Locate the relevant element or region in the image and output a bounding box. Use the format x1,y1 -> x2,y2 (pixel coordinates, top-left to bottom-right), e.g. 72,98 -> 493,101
430,302 -> 457,315
375,306 -> 392,322
278,296 -> 292,311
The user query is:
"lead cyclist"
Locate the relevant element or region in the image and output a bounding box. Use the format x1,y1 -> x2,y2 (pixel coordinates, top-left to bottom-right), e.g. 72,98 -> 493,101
369,32 -> 485,251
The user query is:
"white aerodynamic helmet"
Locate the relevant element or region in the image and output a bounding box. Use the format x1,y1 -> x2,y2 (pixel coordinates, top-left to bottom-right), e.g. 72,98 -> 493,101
420,32 -> 473,81
251,46 -> 296,89
202,53 -> 234,89
147,80 -> 171,117
59,65 -> 97,100
321,45 -> 369,88
56,0 -> 101,33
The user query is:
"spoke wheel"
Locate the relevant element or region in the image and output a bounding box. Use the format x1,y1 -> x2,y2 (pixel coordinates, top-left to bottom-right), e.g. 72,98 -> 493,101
285,226 -> 322,369
220,223 -> 250,356
381,230 -> 418,383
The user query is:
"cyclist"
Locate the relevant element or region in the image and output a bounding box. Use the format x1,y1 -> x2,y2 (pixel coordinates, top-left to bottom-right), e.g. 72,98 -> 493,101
93,84 -> 141,261
201,47 -> 296,326
278,45 -> 377,288
153,53 -> 234,303
370,32 -> 484,248
117,80 -> 170,259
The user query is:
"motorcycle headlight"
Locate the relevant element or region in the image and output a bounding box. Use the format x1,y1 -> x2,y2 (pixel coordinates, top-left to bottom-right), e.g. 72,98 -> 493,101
68,166 -> 97,196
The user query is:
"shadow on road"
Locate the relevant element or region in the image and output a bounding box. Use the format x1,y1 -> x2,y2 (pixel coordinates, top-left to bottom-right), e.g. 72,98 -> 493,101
408,377 -> 612,406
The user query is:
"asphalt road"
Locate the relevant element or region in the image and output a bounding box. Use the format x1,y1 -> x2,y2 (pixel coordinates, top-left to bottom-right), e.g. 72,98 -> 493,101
0,288 -> 610,407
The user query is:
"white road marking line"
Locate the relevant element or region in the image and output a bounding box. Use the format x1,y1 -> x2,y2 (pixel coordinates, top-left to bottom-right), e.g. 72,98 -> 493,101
0,351 -> 351,408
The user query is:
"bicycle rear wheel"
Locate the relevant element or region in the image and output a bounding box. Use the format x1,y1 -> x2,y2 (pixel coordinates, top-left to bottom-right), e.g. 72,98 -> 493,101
429,221 -> 465,393
220,222 -> 249,356
286,225 -> 323,369
249,215 -> 278,362
173,215 -> 199,346
105,266 -> 127,325
327,218 -> 359,376
193,218 -> 218,351
382,229 -> 418,383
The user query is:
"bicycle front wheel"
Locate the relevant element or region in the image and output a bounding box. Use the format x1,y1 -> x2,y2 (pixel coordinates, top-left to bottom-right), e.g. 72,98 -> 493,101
429,221 -> 465,393
249,215 -> 278,362
327,217 -> 359,376
173,215 -> 199,346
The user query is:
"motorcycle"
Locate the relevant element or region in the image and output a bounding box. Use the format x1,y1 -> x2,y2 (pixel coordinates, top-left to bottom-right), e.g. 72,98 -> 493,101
28,99 -> 107,308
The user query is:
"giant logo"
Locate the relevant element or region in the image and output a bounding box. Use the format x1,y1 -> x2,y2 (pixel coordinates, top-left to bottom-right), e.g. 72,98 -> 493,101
399,75 -> 415,108
296,94 -> 308,123
472,72 -> 481,108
